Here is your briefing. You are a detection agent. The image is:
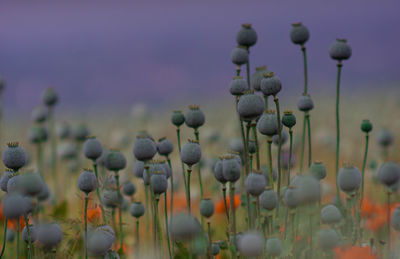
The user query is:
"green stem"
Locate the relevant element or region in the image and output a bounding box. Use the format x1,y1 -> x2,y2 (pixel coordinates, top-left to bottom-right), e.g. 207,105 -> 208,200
251,124 -> 260,170
194,129 -> 203,201
300,113 -> 307,174
222,184 -> 229,222
37,143 -> 43,177
187,168 -> 192,214
167,158 -> 174,221
360,134 -> 369,205
387,192 -> 391,252
306,112 -> 312,168
245,48 -> 251,90
114,172 -> 123,254
245,122 -> 252,228
335,62 -> 343,208
264,95 -> 269,110
164,193 -> 172,259
144,185 -> 150,240
301,45 -> 308,94
287,129 -> 293,185
135,219 -> 140,257
207,221 -> 212,259
23,215 -> 31,259
0,217 -> 7,258
93,163 -> 106,223
274,96 -> 282,200
229,183 -> 237,258
84,194 -> 88,259
267,138 -> 273,187
176,128 -> 188,205
256,197 -> 261,230
48,107 -> 57,199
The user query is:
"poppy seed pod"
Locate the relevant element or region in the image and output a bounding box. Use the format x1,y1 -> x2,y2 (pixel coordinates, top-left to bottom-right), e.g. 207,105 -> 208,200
272,130 -> 288,146
7,174 -> 22,193
72,123 -> 90,142
248,140 -> 256,154
211,243 -> 220,256
297,175 -> 320,204
122,181 -> 136,196
87,226 -> 115,256
310,161 -> 327,180
321,204 -> 342,224
157,137 -> 174,156
130,202 -> 145,218
57,122 -> 70,140
329,38 -> 352,61
222,155 -> 241,182
170,213 -> 202,241
37,182 -> 50,201
245,171 -> 266,196
297,94 -> 314,112
180,140 -> 202,167
361,119 -> 373,133
377,129 -> 394,147
83,137 -> 103,161
171,110 -> 185,127
282,111 -> 296,128
238,231 -> 264,257
151,171 -> 168,194
29,125 -> 48,144
104,149 -> 126,171
229,76 -> 247,96
284,186 -> 300,208
236,23 -> 257,47
317,229 -> 339,250
237,91 -> 264,122
78,169 -> 97,194
23,225 -> 36,243
133,136 -> 157,161
260,188 -> 278,210
0,169 -> 13,192
58,142 -> 77,160
338,165 -> 362,193
36,223 -> 63,249
231,46 -> 249,66
392,207 -> 400,231
199,198 -> 215,218
378,162 -> 400,187
290,22 -> 310,45
228,151 -> 242,166
257,111 -> 279,136
213,159 -> 227,184
185,105 -> 205,129
2,142 -> 27,171
266,237 -> 283,256
260,72 -> 282,97
31,106 -> 48,123
42,88 -> 58,107
251,66 -> 270,91
229,138 -> 244,154
133,160 -> 145,178
2,193 -> 27,218
102,189 -> 123,208
21,172 -> 43,196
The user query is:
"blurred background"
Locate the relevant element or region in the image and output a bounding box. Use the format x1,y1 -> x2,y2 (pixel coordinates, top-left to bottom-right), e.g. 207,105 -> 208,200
0,0 -> 399,117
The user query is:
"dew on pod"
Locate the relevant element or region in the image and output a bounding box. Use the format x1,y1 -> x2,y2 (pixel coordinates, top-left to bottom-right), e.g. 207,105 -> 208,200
321,204 -> 342,225
337,165 -> 362,193
104,149 -> 126,171
236,23 -> 257,47
180,139 -> 202,167
31,106 -> 48,123
290,22 -> 310,45
245,171 -> 266,196
259,187 -> 278,211
222,155 -> 241,183
171,110 -> 185,127
78,169 -> 98,194
282,110 -> 296,128
185,105 -> 205,129
229,76 -> 247,96
257,110 -> 278,136
42,87 -> 58,107
122,181 -> 136,196
72,123 -> 90,142
133,135 -> 157,161
36,222 -> 63,249
28,125 -> 48,144
229,138 -> 244,154
199,198 -> 215,218
133,160 -> 145,178
251,66 -> 270,91
83,137 -> 103,161
23,225 -> 37,243
170,213 -> 202,241
377,128 -> 394,147
2,142 -> 27,171
231,46 -> 249,66
238,231 -> 264,257
87,225 -> 115,256
361,119 -> 373,133
266,237 -> 283,257
329,38 -> 352,61
272,129 -> 288,146
130,202 -> 145,218
20,172 -> 43,196
260,72 -> 282,97
0,169 -> 13,192
150,171 -> 168,194
297,94 -> 314,112
317,229 -> 339,250
377,162 -> 400,187
237,91 -> 264,122
157,137 -> 174,157
310,161 -> 327,180
392,207 -> 400,231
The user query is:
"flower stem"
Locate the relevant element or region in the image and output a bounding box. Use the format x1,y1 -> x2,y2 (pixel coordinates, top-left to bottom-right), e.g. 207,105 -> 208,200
48,106 -> 57,200
245,48 -> 251,90
360,133 -> 369,206
0,217 -> 7,258
84,193 -> 88,259
251,124 -> 260,170
207,221 -> 212,259
36,143 -> 43,178
166,158 -> 174,220
287,129 -> 293,185
335,62 -> 343,208
114,172 -> 123,254
136,219 -> 140,257
301,45 -> 308,94
264,95 -> 269,110
194,129 -> 204,228
229,183 -> 237,258
267,138 -> 273,187
222,184 -> 229,222
176,128 -> 188,205
387,192 -> 391,252
306,112 -> 312,168
164,193 -> 172,259
274,96 -> 282,200
23,215 -> 31,259
93,163 -> 106,223
187,167 -> 192,214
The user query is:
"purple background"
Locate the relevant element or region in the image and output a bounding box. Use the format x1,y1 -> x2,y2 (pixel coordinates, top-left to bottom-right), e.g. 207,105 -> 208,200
0,0 -> 399,113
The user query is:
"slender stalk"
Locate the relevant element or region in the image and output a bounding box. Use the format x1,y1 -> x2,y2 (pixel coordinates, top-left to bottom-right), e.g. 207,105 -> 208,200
245,122 -> 252,227
256,197 -> 261,230
360,134 -> 369,205
300,113 -> 307,173
194,129 -> 203,202
176,128 -> 188,204
274,96 -> 282,199
0,217 -> 7,258
135,219 -> 140,257
114,172 -> 123,254
48,107 -> 57,198
335,62 -> 343,207
166,158 -> 174,220
154,196 -> 162,254
251,124 -> 260,170
17,218 -> 20,259
387,192 -> 391,252
222,184 -> 229,221
245,48 -> 251,90
287,129 -> 293,185
264,95 -> 269,110
306,112 -> 312,168
229,183 -> 237,258
23,215 -> 31,259
308,207 -> 313,259
93,163 -> 106,223
301,46 -> 308,94
36,143 -> 43,177
164,193 -> 172,259
267,138 -> 273,187
84,193 -> 89,259
207,221 -> 212,259
144,185 -> 150,240
187,167 -> 192,214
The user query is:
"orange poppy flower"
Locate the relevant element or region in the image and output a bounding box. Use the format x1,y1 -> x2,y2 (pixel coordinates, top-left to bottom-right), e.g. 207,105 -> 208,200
8,217 -> 26,231
166,193 -> 188,213
334,246 -> 376,259
86,206 -> 102,223
215,194 -> 240,214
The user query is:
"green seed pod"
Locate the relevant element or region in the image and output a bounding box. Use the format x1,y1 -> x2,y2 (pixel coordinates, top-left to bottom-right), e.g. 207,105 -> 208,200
338,165 -> 362,193
321,204 -> 342,224
42,88 -> 58,107
199,198 -> 215,218
272,129 -> 288,146
83,137 -> 103,161
231,46 -> 249,66
2,142 -> 27,171
317,229 -> 339,250
392,207 -> 400,231
7,174 -> 22,193
150,171 -> 168,194
211,243 -> 220,256
56,122 -> 70,140
257,111 -> 278,136
133,135 -> 157,161
78,169 -> 97,194
21,172 -> 43,196
222,155 -> 241,182
122,181 -> 136,196
248,140 -> 256,154
28,125 -> 48,144
297,175 -> 320,204
104,149 -> 126,171
171,110 -> 185,127
245,171 -> 266,196
238,231 -> 264,257
329,38 -> 352,61
310,161 -> 327,180
87,226 -> 115,256
290,22 -> 310,45
259,188 -> 278,210
251,66 -> 270,91
157,137 -> 174,156
58,142 -> 77,160
284,186 -> 300,208
180,140 -> 201,167
260,72 -> 282,97
229,76 -> 247,96
6,229 -> 15,243
102,189 -> 123,208
36,223 -> 63,249
133,160 -> 144,178
31,106 -> 48,123
229,138 -> 244,154
266,237 -> 283,256
361,119 -> 373,133
170,213 -> 201,241
72,123 -> 90,142
213,159 -> 227,184
377,129 -> 394,147
185,105 -> 205,129
378,162 -> 400,187
130,202 -> 145,218
23,225 -> 36,243
282,111 -> 296,128
2,192 -> 26,218
297,94 -> 314,112
236,23 -> 257,47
